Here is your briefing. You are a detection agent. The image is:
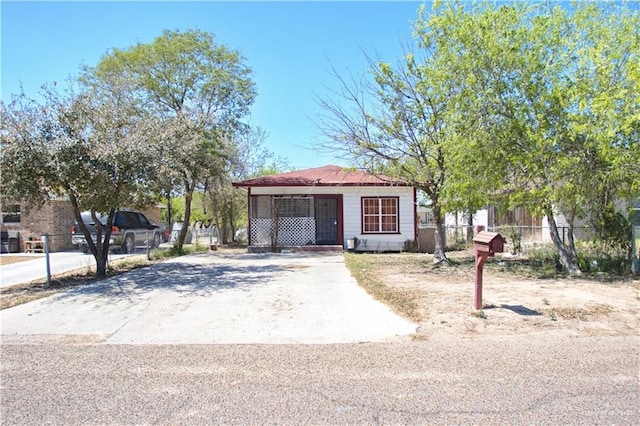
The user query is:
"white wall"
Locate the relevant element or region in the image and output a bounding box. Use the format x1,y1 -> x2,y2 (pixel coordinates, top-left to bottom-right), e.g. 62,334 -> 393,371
443,209 -> 488,229
250,186 -> 416,251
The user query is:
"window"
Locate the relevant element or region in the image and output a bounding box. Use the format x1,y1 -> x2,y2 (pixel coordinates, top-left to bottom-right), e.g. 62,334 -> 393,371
1,204 -> 21,223
251,196 -> 272,218
274,197 -> 312,217
250,196 -> 313,218
362,197 -> 398,233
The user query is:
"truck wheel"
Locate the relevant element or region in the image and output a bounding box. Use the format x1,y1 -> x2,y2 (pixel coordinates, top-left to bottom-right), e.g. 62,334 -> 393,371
81,244 -> 90,254
122,235 -> 135,254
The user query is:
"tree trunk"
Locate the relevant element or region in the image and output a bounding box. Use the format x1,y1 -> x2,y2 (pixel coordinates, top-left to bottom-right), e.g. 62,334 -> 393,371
95,247 -> 109,277
466,208 -> 474,242
221,214 -> 229,245
566,206 -> 578,259
433,205 -> 448,262
69,198 -> 111,278
176,179 -> 196,250
166,193 -> 172,233
229,202 -> 236,244
546,206 -> 581,275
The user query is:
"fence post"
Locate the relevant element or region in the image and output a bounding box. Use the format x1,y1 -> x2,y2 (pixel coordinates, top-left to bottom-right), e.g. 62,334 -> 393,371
633,225 -> 639,275
42,233 -> 51,287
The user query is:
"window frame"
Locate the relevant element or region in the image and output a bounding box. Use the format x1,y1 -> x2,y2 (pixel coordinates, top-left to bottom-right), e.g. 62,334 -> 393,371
1,204 -> 21,224
361,197 -> 400,234
274,196 -> 313,218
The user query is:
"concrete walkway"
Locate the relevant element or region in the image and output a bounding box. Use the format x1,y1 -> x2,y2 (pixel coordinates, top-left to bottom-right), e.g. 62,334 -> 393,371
1,252 -> 417,344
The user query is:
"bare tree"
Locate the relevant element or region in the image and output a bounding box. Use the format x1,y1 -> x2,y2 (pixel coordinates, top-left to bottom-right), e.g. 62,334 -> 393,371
318,53 -> 457,261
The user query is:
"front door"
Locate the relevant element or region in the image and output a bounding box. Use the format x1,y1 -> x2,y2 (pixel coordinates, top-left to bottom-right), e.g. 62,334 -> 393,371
315,196 -> 340,245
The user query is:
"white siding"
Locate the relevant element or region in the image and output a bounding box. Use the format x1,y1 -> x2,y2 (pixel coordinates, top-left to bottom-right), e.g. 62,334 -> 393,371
343,187 -> 415,252
250,185 -> 416,251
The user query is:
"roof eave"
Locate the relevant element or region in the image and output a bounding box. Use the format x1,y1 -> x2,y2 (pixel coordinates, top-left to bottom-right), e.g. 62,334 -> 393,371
232,182 -> 410,188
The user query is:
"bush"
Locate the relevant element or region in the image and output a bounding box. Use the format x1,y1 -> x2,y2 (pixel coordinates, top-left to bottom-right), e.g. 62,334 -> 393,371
526,243 -> 560,264
576,240 -> 631,275
149,243 -> 209,260
503,226 -> 523,255
403,239 -> 418,252
526,241 -> 631,276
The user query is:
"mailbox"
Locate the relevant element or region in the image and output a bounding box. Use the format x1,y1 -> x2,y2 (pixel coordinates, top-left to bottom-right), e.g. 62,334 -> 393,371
473,231 -> 506,256
471,231 -> 506,310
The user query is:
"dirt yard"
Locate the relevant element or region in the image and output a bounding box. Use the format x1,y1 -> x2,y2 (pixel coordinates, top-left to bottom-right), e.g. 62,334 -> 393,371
346,252 -> 640,340
0,256 -> 40,266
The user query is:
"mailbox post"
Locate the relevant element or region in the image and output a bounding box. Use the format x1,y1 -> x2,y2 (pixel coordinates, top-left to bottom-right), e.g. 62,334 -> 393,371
472,231 -> 506,310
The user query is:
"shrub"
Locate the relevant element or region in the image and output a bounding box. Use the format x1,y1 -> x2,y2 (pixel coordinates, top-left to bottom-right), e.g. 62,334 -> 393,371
576,240 -> 631,275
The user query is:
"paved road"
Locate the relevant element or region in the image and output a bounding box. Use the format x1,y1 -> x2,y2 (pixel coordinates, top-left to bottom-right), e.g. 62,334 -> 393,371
0,251 -> 133,288
1,252 -> 638,424
1,337 -> 638,424
1,252 -> 416,344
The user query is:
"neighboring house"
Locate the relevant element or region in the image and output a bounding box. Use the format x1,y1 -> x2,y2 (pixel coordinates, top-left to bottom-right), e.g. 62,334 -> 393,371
1,198 -> 76,253
233,165 -> 417,252
1,199 -> 161,253
428,199 -> 638,245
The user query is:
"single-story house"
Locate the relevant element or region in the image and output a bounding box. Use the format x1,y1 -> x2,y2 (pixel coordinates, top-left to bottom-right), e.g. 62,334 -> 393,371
232,165 -> 417,252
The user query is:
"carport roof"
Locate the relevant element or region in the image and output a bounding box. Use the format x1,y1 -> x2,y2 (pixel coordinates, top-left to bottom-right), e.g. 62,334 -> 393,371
232,165 -> 409,187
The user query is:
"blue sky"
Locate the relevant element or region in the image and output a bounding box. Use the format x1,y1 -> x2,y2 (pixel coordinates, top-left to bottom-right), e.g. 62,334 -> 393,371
1,0 -> 426,170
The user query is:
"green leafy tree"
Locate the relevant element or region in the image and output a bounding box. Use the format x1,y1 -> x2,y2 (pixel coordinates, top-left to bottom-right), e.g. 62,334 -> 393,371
416,1 -> 639,274
1,81 -> 164,277
206,126 -> 289,244
89,29 -> 256,249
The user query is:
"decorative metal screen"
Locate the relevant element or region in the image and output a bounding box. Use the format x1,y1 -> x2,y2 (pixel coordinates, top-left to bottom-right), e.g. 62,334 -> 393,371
277,217 -> 316,246
250,218 -> 274,246
250,217 -> 316,246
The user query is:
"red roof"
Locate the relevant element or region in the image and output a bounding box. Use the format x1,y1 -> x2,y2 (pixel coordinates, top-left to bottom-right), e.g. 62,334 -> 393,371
233,165 -> 408,187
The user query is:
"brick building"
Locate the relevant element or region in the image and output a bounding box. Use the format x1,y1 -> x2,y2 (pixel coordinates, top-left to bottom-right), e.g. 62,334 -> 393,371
1,199 -> 161,253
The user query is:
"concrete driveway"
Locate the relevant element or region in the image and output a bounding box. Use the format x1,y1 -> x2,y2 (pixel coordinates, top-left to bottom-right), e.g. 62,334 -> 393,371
1,252 -> 416,344
0,251 -> 135,288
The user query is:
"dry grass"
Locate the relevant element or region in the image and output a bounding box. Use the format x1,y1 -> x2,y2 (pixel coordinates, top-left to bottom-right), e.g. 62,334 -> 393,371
0,255 -> 155,310
542,304 -> 614,321
344,253 -> 423,321
0,256 -> 41,266
344,250 -> 639,339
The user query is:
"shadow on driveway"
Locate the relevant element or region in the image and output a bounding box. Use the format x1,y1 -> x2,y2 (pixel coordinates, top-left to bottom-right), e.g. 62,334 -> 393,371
55,258 -> 285,301
2,252 -> 417,344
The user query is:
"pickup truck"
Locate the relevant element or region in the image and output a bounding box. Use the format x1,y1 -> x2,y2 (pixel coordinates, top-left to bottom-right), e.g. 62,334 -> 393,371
71,209 -> 162,254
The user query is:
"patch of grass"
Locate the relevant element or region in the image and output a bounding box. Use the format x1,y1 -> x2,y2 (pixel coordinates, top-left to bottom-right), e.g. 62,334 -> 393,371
486,257 -> 565,279
542,304 -> 614,321
149,243 -> 210,260
344,252 -> 422,322
470,310 -> 487,319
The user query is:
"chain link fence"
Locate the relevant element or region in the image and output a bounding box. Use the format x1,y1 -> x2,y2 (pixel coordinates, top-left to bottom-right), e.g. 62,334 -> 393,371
419,225 -> 597,252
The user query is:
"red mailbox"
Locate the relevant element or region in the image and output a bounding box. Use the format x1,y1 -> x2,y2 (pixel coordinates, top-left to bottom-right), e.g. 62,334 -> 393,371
473,231 -> 506,256
471,231 -> 506,310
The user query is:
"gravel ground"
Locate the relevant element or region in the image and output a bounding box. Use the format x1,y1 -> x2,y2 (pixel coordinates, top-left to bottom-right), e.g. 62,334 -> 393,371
2,336 -> 638,425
